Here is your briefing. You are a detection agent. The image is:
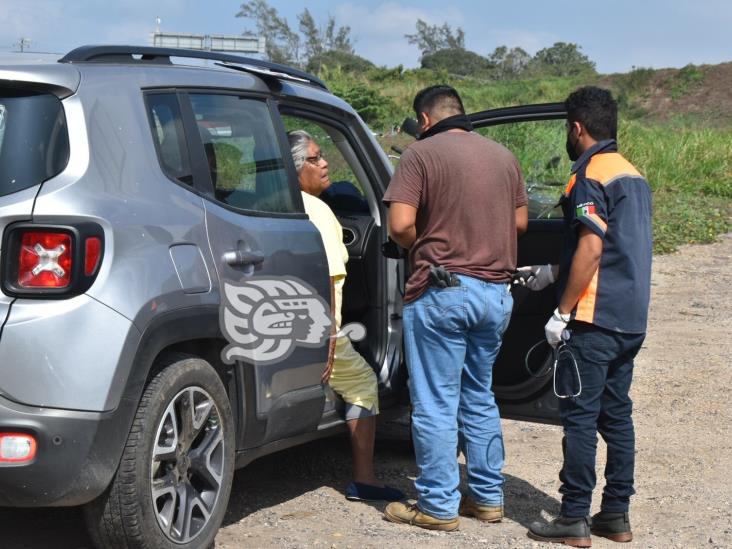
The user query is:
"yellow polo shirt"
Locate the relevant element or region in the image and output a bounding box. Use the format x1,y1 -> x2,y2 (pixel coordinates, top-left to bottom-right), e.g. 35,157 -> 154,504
302,191 -> 349,328
301,191 -> 378,413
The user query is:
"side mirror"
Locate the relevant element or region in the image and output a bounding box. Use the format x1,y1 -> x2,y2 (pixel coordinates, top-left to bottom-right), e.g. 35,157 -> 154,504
401,117 -> 420,138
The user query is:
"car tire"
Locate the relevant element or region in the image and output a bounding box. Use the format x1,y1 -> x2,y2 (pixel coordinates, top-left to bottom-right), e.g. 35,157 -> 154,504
84,355 -> 235,549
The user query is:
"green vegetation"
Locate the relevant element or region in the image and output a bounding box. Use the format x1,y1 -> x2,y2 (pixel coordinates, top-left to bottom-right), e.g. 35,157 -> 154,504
620,122 -> 732,252
421,48 -> 492,78
346,67 -> 730,253
669,64 -> 705,99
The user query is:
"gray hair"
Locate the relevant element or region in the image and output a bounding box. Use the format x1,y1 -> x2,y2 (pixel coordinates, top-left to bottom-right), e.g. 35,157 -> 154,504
287,130 -> 313,173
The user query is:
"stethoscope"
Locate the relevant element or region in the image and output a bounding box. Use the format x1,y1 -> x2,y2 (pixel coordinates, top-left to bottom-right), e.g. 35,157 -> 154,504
524,330 -> 582,399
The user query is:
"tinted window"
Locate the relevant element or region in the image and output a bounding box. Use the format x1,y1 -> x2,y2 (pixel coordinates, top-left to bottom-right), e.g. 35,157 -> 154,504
190,94 -> 294,214
476,119 -> 569,219
146,94 -> 193,185
0,91 -> 69,198
282,114 -> 369,214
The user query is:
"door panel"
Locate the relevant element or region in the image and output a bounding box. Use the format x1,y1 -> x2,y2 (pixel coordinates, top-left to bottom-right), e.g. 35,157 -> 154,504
470,103 -> 568,424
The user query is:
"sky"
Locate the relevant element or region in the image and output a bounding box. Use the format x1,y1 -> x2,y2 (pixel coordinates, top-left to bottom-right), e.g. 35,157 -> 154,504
1,0 -> 731,74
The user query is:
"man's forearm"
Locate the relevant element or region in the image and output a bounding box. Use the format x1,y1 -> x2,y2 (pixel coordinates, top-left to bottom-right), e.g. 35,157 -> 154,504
558,230 -> 602,315
390,226 -> 416,249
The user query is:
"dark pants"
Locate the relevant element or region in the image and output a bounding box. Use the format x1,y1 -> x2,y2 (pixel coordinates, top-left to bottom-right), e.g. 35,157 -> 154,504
557,322 -> 645,518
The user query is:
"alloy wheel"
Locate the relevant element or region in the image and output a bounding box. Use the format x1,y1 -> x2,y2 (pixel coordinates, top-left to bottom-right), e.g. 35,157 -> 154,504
150,386 -> 226,544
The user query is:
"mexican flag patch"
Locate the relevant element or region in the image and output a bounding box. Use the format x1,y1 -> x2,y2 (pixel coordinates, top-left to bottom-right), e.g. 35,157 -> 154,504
576,202 -> 596,217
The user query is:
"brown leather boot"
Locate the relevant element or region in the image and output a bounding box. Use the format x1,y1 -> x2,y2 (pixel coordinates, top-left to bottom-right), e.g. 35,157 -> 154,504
458,495 -> 503,522
384,502 -> 460,531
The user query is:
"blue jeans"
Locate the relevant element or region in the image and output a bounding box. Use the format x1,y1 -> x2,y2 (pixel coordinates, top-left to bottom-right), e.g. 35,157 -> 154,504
557,322 -> 645,517
403,275 -> 513,519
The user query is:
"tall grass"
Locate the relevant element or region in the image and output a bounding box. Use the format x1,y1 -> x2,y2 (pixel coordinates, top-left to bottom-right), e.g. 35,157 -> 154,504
621,121 -> 732,251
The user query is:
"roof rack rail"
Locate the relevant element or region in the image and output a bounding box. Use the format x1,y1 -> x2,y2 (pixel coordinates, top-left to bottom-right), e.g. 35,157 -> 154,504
58,45 -> 328,90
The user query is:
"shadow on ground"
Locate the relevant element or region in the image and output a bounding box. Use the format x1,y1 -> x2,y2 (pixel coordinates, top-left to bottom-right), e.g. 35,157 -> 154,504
0,429 -> 557,548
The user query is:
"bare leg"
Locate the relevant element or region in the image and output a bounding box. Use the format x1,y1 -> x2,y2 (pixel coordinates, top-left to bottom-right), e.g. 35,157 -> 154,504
346,415 -> 381,486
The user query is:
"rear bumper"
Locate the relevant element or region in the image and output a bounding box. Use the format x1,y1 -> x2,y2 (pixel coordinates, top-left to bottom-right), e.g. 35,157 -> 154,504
0,394 -> 132,507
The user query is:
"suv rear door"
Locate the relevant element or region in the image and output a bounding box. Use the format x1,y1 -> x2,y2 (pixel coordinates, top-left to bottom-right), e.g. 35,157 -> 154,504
468,103 -> 569,425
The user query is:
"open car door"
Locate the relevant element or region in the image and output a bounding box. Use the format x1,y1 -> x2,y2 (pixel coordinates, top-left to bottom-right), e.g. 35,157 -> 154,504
468,102 -> 568,425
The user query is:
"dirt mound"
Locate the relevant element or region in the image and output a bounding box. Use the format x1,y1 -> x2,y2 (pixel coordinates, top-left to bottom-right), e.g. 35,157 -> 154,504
639,62 -> 732,124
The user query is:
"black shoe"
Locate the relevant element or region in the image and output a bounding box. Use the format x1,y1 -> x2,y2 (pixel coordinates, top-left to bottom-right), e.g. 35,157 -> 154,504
590,511 -> 633,542
527,516 -> 592,547
345,481 -> 405,502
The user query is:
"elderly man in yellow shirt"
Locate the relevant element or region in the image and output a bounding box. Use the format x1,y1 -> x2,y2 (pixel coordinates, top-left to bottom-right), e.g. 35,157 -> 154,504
288,130 -> 403,502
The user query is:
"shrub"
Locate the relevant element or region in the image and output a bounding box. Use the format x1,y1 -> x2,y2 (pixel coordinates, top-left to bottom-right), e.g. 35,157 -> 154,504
420,48 -> 492,78
307,50 -> 375,73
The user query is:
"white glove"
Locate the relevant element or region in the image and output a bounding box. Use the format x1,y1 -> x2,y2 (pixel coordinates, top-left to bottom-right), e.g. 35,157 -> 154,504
545,308 -> 571,348
515,264 -> 558,291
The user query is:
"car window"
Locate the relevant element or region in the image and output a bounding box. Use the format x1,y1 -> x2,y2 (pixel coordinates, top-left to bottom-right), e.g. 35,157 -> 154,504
475,119 -> 569,219
190,94 -> 294,214
0,91 -> 69,198
281,114 -> 370,215
146,93 -> 193,186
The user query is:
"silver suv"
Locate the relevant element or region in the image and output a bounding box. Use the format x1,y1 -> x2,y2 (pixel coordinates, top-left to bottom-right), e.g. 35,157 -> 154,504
0,45 -> 564,548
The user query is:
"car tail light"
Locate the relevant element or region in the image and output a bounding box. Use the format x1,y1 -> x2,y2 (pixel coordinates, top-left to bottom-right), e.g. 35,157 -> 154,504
85,237 -> 102,276
18,231 -> 73,288
1,222 -> 104,298
0,433 -> 37,463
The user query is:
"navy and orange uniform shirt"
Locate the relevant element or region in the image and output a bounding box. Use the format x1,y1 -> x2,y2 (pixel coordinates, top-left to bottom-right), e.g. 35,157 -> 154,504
558,139 -> 652,334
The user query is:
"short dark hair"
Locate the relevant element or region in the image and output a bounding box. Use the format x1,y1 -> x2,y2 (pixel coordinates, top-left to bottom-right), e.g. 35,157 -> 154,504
413,85 -> 465,118
564,86 -> 617,141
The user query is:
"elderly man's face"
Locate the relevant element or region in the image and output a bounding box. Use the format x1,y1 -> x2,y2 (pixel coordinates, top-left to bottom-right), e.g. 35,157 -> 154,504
298,140 -> 330,196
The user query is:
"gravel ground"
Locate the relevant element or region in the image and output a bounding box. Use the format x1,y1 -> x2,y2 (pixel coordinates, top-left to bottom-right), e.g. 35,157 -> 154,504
2,234 -> 731,548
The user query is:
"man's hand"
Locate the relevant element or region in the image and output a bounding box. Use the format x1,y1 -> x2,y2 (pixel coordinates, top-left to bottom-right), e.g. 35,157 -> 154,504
545,308 -> 571,347
515,264 -> 558,291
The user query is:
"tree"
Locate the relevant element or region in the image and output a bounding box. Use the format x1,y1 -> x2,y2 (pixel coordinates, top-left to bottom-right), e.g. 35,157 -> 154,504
405,19 -> 465,58
298,9 -> 355,61
528,42 -> 596,77
487,46 -> 531,79
237,1 -> 354,67
421,48 -> 491,77
237,0 -> 300,65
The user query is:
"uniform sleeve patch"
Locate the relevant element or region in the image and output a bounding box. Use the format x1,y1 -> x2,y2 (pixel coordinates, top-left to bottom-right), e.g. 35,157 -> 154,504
576,202 -> 596,217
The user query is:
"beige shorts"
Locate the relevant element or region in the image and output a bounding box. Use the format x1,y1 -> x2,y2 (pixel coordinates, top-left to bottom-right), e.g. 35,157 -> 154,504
329,335 -> 379,416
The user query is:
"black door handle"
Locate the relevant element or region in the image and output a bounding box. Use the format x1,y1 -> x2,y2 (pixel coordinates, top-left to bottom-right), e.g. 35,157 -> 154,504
223,250 -> 265,266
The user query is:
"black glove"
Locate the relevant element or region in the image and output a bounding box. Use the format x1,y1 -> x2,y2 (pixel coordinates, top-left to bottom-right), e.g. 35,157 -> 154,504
381,238 -> 407,259
429,265 -> 460,288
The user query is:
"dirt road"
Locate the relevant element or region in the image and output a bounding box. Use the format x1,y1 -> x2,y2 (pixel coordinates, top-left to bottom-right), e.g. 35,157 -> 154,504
3,234 -> 731,548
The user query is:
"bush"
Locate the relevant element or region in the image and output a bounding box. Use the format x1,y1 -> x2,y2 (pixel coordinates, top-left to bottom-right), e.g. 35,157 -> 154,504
306,50 -> 375,73
528,42 -> 596,78
669,64 -> 705,100
329,81 -> 399,127
420,48 -> 492,77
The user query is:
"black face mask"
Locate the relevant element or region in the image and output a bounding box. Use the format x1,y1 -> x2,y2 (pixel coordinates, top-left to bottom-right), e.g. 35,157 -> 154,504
566,130 -> 580,161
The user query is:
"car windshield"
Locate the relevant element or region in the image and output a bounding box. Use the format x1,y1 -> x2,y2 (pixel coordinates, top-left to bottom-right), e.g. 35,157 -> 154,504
0,90 -> 69,198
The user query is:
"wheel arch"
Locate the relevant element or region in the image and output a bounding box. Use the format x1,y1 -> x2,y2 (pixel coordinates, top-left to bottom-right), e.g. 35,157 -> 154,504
74,306 -> 246,507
